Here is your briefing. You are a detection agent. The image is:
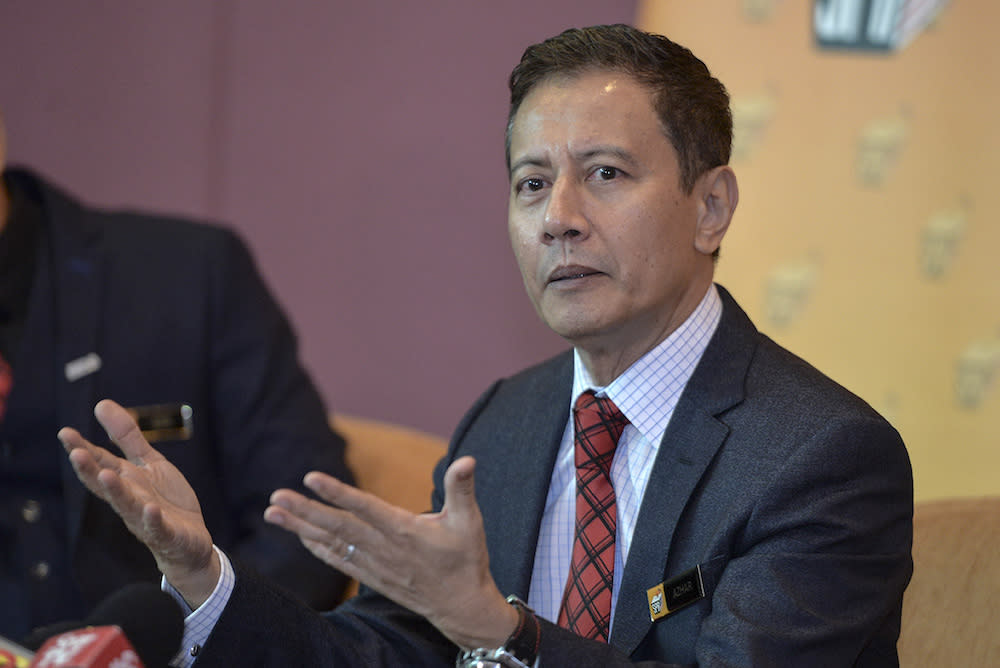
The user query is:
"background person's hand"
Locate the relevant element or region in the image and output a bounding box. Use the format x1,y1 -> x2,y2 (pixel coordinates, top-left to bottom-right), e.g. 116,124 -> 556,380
59,399 -> 220,608
265,456 -> 519,650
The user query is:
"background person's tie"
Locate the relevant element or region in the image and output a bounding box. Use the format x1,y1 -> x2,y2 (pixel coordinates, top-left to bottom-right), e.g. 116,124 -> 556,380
558,390 -> 628,642
0,352 -> 12,423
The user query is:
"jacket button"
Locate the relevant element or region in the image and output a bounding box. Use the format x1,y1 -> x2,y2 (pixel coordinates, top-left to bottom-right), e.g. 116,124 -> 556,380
22,500 -> 42,523
30,561 -> 51,580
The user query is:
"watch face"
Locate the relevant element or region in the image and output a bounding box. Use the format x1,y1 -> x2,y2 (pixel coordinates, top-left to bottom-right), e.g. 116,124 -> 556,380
491,650 -> 531,668
458,648 -> 530,668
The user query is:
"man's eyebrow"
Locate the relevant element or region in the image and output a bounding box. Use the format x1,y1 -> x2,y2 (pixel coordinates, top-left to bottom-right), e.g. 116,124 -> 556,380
510,145 -> 639,176
573,145 -> 638,166
509,155 -> 548,177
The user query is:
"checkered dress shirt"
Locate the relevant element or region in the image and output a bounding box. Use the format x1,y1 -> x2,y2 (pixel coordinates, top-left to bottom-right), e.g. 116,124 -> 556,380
527,285 -> 722,630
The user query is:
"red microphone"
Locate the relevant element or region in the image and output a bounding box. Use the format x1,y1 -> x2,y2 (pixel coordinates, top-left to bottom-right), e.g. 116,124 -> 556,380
1,632 -> 37,667
29,626 -> 143,668
22,583 -> 182,668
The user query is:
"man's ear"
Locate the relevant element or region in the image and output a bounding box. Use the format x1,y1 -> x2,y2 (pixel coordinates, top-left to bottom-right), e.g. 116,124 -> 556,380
693,165 -> 738,256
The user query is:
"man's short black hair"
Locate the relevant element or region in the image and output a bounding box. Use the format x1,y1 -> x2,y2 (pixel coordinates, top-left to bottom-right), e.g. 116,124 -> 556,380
506,24 -> 732,194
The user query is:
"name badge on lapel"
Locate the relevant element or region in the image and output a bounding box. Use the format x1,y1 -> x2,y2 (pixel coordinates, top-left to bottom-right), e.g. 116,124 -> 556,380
125,403 -> 194,442
647,565 -> 705,622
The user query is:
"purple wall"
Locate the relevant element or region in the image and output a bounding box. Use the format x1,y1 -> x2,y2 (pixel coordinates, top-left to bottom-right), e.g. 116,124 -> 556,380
0,1 -> 638,436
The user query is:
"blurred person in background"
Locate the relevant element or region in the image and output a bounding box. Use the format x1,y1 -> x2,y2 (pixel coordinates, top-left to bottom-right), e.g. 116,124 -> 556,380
0,111 -> 354,639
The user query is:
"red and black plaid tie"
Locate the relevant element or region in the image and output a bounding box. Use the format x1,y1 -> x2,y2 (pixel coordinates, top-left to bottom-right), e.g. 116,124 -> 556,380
557,390 -> 628,642
0,352 -> 12,423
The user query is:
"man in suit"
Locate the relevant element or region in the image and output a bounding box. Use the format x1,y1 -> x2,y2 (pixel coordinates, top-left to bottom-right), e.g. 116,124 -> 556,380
59,25 -> 912,666
0,114 -> 354,638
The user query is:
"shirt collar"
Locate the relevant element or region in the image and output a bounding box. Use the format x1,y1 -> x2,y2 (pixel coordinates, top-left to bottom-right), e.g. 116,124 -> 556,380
571,284 -> 723,444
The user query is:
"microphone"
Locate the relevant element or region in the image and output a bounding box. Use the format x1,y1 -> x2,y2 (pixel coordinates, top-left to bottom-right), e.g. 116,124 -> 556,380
21,625 -> 80,654
26,583 -> 184,668
30,626 -> 139,668
0,633 -> 35,667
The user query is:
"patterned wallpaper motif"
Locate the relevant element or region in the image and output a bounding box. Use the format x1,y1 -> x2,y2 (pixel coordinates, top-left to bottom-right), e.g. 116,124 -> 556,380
639,0 -> 998,501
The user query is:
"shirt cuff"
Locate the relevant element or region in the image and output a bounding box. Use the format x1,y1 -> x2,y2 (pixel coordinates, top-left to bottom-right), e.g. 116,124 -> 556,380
162,546 -> 236,667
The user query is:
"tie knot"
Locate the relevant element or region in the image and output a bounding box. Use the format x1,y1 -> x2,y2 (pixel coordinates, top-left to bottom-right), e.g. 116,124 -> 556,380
573,391 -> 627,469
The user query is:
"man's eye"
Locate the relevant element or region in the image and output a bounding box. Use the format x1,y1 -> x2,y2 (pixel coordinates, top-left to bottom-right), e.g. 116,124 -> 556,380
519,178 -> 544,193
596,166 -> 620,180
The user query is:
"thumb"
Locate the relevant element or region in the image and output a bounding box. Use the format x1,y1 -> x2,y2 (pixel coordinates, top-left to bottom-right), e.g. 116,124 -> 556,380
442,456 -> 479,523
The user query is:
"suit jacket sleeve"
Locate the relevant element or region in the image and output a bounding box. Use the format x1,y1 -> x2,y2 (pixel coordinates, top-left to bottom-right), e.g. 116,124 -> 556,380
194,564 -> 455,666
197,228 -> 354,608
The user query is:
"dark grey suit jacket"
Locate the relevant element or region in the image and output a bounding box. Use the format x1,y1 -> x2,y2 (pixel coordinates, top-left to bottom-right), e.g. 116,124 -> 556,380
197,286 -> 912,667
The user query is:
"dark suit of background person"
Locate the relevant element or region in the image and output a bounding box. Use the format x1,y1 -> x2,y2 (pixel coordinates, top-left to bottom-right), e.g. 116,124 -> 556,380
192,286 -> 913,667
0,166 -> 353,638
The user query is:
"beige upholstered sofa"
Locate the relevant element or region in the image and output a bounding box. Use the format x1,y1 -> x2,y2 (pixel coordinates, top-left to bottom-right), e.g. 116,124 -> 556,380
330,414 -> 447,601
898,496 -> 1000,666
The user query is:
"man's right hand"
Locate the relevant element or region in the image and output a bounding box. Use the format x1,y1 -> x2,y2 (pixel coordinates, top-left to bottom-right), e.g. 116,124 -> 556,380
58,399 -> 220,608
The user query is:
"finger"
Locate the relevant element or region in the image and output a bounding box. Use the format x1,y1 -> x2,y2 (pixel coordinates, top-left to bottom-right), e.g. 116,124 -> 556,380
301,471 -> 353,506
264,498 -> 362,572
264,500 -> 335,544
442,456 -> 479,523
60,428 -> 121,496
59,427 -> 125,474
57,426 -> 88,453
61,426 -> 154,528
96,468 -> 156,527
65,446 -> 114,501
302,472 -> 409,532
139,503 -> 179,551
266,489 -> 360,544
300,536 -> 363,577
93,399 -> 159,462
93,470 -> 177,557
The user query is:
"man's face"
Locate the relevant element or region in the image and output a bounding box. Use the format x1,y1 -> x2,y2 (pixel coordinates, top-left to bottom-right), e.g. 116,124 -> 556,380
507,70 -> 719,362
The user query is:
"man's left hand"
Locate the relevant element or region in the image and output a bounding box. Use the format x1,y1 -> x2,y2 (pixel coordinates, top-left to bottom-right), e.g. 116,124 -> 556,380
264,456 -> 519,650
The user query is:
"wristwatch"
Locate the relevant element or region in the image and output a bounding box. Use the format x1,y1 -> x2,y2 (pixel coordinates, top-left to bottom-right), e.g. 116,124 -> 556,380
456,595 -> 540,668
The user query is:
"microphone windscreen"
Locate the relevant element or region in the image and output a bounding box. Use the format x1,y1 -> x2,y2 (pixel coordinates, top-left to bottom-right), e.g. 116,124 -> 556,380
22,620 -> 84,651
84,583 -> 184,668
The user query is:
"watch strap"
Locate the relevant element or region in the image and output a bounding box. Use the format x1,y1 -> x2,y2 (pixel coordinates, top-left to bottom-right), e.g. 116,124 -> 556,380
455,595 -> 540,668
501,595 -> 540,666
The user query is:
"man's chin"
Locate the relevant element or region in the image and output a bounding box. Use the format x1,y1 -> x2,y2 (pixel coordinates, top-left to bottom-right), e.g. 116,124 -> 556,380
543,314 -> 617,348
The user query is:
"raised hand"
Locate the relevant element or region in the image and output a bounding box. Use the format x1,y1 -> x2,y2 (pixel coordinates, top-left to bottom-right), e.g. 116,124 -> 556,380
264,456 -> 518,650
58,399 -> 220,608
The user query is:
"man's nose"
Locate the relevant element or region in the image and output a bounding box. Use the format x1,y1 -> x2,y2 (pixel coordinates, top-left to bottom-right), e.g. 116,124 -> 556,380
541,180 -> 589,242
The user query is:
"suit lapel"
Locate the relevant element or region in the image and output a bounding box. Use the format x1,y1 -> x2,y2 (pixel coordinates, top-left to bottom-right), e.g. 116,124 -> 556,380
480,353 -> 573,599
610,286 -> 757,654
611,397 -> 730,653
38,179 -> 107,549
